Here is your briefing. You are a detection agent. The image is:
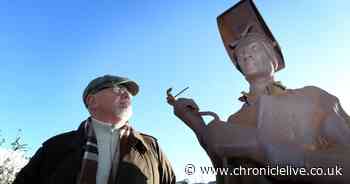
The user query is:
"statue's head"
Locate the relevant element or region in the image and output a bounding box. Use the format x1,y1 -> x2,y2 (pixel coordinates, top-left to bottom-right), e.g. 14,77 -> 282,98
217,0 -> 285,77
231,33 -> 279,78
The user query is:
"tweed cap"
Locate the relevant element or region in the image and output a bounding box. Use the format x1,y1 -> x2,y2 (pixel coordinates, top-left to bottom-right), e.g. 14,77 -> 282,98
83,74 -> 139,108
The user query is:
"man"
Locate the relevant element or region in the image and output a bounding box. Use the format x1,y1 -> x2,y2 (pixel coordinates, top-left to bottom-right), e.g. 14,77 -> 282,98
14,74 -> 176,184
167,0 -> 350,183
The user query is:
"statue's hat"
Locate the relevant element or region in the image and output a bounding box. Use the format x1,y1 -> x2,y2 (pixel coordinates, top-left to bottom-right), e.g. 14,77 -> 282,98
217,0 -> 285,73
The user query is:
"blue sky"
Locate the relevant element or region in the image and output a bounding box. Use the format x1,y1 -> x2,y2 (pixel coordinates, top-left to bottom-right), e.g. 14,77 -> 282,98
0,0 -> 349,182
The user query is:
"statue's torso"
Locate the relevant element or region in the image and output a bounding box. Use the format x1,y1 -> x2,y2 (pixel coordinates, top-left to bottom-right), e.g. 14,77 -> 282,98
202,85 -> 349,184
226,86 -> 340,147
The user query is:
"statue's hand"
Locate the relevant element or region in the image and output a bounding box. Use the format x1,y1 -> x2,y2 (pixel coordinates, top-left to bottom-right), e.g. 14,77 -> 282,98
166,88 -> 202,124
171,98 -> 201,121
166,87 -> 208,142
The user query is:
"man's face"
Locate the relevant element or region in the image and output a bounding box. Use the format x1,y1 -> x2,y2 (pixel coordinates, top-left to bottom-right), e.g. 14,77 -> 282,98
93,85 -> 133,121
236,40 -> 275,78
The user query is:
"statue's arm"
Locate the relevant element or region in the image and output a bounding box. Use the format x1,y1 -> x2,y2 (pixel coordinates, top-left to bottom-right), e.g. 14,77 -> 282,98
301,86 -> 350,143
320,102 -> 350,144
336,100 -> 350,128
313,86 -> 350,144
167,97 -> 207,146
177,107 -> 207,146
302,145 -> 350,184
303,91 -> 350,183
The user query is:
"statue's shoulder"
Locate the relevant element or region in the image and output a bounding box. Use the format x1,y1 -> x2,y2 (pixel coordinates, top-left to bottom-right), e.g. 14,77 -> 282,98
295,85 -> 324,93
289,85 -> 319,93
227,103 -> 257,126
291,86 -> 339,110
293,85 -> 337,99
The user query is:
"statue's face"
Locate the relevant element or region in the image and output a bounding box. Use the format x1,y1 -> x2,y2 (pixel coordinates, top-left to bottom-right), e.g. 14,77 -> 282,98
236,40 -> 275,78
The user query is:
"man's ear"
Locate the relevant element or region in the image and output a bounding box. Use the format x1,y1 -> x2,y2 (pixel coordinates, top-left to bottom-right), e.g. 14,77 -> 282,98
86,94 -> 98,109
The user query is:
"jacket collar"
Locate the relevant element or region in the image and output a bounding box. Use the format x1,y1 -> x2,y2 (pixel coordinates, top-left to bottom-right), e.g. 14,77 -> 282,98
77,118 -> 149,152
238,81 -> 287,104
128,130 -> 150,152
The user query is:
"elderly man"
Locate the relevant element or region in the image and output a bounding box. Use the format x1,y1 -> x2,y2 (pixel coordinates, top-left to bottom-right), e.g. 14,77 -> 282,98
167,0 -> 350,184
14,74 -> 176,184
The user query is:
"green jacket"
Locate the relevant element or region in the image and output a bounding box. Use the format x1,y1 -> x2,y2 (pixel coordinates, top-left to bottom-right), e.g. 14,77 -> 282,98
13,120 -> 176,184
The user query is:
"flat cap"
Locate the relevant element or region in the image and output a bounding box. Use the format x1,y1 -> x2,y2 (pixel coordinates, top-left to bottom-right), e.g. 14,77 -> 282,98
83,74 -> 139,108
217,0 -> 285,73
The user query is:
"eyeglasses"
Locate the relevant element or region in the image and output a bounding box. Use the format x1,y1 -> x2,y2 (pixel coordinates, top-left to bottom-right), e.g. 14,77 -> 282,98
93,84 -> 131,96
112,85 -> 131,95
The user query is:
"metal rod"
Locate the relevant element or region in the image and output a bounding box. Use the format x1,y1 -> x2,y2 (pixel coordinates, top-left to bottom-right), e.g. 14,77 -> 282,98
174,87 -> 189,97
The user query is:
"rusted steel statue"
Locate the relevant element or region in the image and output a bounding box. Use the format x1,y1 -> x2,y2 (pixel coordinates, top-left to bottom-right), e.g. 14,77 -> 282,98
167,0 -> 350,183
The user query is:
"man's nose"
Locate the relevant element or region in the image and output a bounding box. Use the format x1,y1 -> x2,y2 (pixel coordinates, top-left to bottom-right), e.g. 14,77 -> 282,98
120,90 -> 131,100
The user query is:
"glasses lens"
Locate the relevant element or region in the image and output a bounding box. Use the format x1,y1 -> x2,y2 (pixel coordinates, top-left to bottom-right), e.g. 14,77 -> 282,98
113,86 -> 130,94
